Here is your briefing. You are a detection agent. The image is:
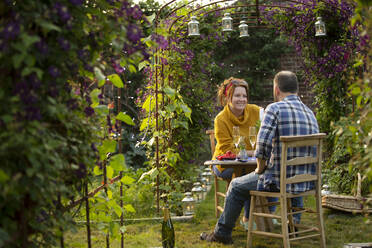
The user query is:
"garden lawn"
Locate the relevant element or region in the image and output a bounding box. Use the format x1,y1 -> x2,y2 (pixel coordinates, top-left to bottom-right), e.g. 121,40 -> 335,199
65,181 -> 372,247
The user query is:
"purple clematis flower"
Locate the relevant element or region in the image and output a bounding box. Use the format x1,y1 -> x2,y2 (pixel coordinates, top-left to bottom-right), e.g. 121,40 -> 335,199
2,21 -> 20,40
57,37 -> 70,51
127,24 -> 142,43
48,66 -> 61,77
84,106 -> 94,117
54,2 -> 71,22
128,5 -> 143,20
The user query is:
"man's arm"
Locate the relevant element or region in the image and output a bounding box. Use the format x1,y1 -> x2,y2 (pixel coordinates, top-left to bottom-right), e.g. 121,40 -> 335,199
255,157 -> 266,174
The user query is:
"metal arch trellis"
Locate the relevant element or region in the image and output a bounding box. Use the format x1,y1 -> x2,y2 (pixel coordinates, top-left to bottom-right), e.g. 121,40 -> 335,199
151,0 -> 349,213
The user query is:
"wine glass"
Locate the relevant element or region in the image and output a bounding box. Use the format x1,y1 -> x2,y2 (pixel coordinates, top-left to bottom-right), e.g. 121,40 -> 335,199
249,126 -> 257,150
232,126 -> 240,158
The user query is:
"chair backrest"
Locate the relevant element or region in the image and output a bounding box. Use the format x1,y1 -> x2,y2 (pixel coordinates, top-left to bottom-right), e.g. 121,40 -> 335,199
206,129 -> 215,157
279,133 -> 326,194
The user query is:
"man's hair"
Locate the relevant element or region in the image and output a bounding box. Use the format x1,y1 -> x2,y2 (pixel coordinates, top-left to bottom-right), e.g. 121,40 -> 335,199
274,71 -> 298,93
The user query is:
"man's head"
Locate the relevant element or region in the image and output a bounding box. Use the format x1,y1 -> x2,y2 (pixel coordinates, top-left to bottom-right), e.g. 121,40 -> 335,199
273,71 -> 298,102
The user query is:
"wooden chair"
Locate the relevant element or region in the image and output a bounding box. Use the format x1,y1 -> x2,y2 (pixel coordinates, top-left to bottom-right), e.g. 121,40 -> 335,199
206,129 -> 231,218
205,129 -> 273,232
247,133 -> 327,248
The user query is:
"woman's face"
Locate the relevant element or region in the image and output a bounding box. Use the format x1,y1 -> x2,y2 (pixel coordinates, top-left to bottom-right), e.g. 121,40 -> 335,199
229,86 -> 248,112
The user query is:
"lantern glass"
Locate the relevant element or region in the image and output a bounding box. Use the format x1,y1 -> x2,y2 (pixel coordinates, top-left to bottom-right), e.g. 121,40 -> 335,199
239,20 -> 249,38
222,13 -> 233,32
203,168 -> 213,185
191,182 -> 203,203
315,17 -> 326,36
188,16 -> 200,36
181,192 -> 195,215
200,177 -> 208,199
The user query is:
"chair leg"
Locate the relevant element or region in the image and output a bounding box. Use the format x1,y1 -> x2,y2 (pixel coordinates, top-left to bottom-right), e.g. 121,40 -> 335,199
247,195 -> 256,248
214,175 -> 219,218
287,198 -> 295,238
280,197 -> 290,248
316,191 -> 326,248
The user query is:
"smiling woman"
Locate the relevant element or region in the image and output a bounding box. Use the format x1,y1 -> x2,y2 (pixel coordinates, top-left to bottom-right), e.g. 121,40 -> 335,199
209,77 -> 262,223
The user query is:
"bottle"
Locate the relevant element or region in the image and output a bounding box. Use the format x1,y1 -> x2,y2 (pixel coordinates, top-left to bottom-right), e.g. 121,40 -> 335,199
162,205 -> 175,248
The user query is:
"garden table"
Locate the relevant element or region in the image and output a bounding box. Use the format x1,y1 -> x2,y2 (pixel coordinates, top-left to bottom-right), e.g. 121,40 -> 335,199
203,157 -> 257,178
204,158 -> 273,232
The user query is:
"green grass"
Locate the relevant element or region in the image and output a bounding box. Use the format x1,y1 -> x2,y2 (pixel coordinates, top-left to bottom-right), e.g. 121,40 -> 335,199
65,182 -> 372,248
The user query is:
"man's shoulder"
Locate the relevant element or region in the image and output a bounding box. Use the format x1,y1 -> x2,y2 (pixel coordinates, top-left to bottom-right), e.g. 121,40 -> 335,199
265,102 -> 280,112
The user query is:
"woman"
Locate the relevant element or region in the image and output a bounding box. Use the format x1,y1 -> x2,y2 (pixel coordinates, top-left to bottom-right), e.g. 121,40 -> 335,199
212,77 -> 263,229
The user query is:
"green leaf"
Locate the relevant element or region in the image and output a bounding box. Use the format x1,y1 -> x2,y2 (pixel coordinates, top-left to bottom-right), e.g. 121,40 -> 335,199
128,64 -> 137,73
98,140 -> 117,160
90,88 -> 101,107
21,67 -> 43,79
141,96 -> 153,112
106,166 -> 114,179
350,87 -> 361,95
120,226 -> 127,234
112,203 -> 122,217
107,190 -> 113,199
12,53 -> 25,69
21,33 -> 40,48
163,87 -> 176,99
121,175 -> 135,185
94,105 -> 109,115
145,13 -> 156,24
0,169 -> 9,183
116,112 -> 135,126
109,154 -> 126,171
107,74 -> 124,88
36,19 -> 62,32
93,166 -> 102,176
139,117 -> 148,131
94,67 -> 105,83
138,167 -> 158,182
24,55 -> 36,67
180,104 -> 192,119
138,61 -> 149,71
356,95 -> 363,108
123,204 -> 136,213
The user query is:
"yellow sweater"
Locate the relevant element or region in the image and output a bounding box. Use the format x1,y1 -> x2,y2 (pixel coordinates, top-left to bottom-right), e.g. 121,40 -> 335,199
213,104 -> 260,172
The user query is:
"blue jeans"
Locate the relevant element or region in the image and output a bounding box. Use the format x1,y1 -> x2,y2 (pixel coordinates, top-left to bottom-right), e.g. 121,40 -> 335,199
214,172 -> 303,237
212,166 -> 249,218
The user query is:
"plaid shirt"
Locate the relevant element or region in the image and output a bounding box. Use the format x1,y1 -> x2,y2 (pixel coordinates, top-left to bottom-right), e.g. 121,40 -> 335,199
254,95 -> 319,193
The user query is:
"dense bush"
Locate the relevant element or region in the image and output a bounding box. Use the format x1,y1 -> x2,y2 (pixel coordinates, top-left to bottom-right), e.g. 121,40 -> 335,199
0,0 -> 147,246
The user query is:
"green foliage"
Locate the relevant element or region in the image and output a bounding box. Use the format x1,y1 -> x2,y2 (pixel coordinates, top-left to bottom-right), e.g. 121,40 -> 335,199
324,117 -> 361,194
0,0 -> 147,246
340,0 -> 372,195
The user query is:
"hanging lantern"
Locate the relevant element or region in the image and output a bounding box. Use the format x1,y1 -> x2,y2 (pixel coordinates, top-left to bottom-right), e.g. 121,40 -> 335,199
188,16 -> 200,36
321,184 -> 331,196
203,167 -> 213,186
315,17 -> 326,37
239,20 -> 249,38
191,182 -> 203,203
222,13 -> 233,32
181,192 -> 195,216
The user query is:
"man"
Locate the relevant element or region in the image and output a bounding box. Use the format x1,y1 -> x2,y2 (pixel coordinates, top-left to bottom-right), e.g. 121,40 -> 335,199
200,71 -> 319,244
